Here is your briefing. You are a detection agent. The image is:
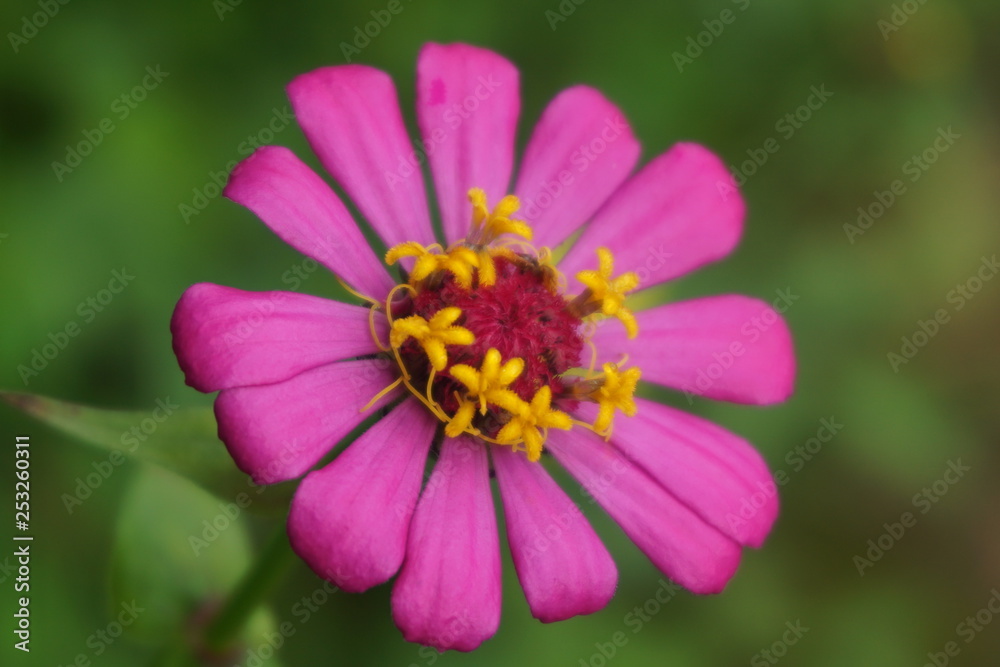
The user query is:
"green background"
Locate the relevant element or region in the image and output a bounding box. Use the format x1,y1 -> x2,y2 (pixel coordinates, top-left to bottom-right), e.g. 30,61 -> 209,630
2,0 -> 999,665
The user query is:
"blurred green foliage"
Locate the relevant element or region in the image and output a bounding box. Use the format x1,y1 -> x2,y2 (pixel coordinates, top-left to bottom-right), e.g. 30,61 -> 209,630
2,0 -> 999,665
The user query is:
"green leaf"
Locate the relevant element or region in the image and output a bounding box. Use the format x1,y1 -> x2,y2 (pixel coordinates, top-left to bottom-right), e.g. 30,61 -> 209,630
112,465 -> 284,665
0,391 -> 293,513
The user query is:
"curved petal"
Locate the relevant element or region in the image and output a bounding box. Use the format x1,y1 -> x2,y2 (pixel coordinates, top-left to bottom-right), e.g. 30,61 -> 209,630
224,146 -> 395,300
514,86 -> 640,249
591,295 -> 795,405
172,283 -> 386,393
288,398 -> 437,592
288,65 -> 435,248
214,359 -> 401,484
492,447 -> 617,622
558,143 -> 744,288
574,400 -> 778,548
547,429 -> 741,594
417,43 -> 520,244
392,437 -> 500,652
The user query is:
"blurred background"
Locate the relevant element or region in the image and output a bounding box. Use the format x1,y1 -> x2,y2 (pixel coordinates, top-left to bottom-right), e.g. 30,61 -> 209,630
2,0 -> 999,665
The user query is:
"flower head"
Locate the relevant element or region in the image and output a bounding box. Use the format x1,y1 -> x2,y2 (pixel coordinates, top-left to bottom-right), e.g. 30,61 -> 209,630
171,42 -> 796,652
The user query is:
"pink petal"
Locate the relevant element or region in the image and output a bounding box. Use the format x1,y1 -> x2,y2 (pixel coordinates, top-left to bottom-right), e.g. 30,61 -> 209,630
547,429 -> 741,594
514,86 -> 640,249
214,359 -> 402,484
558,143 -> 744,288
392,437 -> 500,652
592,295 -> 795,405
172,283 -> 386,393
288,398 -> 437,593
492,447 -> 617,622
288,65 -> 435,248
574,400 -> 778,548
224,146 -> 395,301
416,43 -> 519,245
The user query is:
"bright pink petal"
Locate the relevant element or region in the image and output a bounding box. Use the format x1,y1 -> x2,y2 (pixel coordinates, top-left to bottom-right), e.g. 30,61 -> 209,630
417,43 -> 519,244
558,143 -> 744,288
288,398 -> 437,592
592,295 -> 795,405
214,359 -> 401,484
514,86 -> 640,249
492,447 -> 617,622
574,400 -> 778,548
171,283 -> 386,393
288,65 -> 435,248
224,146 -> 395,300
547,429 -> 741,594
392,437 -> 500,652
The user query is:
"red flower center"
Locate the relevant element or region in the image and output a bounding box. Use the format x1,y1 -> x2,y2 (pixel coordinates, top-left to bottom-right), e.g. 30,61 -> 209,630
395,255 -> 585,435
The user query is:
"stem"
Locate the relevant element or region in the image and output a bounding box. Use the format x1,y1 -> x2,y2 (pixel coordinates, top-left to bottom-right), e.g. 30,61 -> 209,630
204,527 -> 295,651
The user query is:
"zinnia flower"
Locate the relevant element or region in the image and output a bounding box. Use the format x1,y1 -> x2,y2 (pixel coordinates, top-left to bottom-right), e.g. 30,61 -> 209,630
171,43 -> 795,652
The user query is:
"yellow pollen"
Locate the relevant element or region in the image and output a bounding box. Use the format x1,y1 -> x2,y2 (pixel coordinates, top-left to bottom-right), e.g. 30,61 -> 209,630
490,386 -> 573,462
389,307 -> 475,372
467,188 -> 534,246
444,348 -> 525,438
590,363 -> 642,434
575,247 -> 640,339
385,242 -> 481,289
361,187 -> 644,462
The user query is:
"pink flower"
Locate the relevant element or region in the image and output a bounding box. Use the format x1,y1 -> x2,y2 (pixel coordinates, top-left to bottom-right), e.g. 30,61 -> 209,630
171,43 -> 795,652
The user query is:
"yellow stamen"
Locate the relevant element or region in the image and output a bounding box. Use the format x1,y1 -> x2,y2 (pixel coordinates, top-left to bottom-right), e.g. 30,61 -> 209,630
359,376 -> 403,413
491,386 -> 573,462
444,349 -> 525,438
389,307 -> 475,372
575,247 -> 640,339
335,276 -> 381,307
589,363 -> 641,434
467,188 -> 533,246
385,242 -> 481,289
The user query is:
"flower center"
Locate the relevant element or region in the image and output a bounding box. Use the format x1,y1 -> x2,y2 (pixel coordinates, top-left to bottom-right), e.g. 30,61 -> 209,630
365,189 -> 643,461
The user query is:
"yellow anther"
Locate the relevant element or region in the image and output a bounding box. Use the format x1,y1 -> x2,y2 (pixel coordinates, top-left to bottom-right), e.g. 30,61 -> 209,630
590,363 -> 642,433
467,188 -> 534,246
575,247 -> 640,339
491,386 -> 572,462
389,307 -> 475,372
445,349 -> 524,438
385,242 -> 481,289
